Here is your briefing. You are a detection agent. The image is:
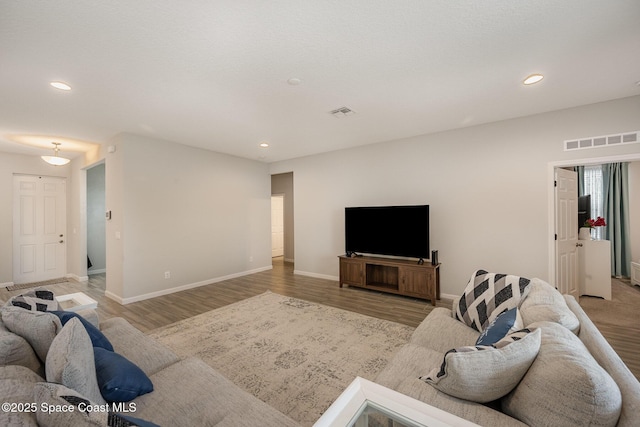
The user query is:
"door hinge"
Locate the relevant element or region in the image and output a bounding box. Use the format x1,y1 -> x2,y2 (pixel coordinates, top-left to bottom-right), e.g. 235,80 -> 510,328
554,180 -> 557,187
554,234 -> 557,241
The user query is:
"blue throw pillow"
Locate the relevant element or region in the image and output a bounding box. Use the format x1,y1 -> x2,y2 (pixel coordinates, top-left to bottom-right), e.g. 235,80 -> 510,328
94,347 -> 154,402
476,307 -> 521,346
49,310 -> 114,351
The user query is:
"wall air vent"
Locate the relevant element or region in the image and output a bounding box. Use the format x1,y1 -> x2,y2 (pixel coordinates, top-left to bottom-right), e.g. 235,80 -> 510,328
329,107 -> 356,118
564,131 -> 639,151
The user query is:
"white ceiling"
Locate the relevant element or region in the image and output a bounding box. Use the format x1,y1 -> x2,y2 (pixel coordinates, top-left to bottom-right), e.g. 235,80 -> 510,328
1,1 -> 639,163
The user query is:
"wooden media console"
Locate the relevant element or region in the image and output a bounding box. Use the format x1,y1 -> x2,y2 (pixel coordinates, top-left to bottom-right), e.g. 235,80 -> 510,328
339,255 -> 440,305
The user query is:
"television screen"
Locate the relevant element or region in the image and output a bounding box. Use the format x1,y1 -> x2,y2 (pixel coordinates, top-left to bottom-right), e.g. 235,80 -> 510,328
345,205 -> 429,259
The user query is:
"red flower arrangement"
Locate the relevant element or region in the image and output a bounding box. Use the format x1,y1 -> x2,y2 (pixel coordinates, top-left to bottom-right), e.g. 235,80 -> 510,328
584,216 -> 606,228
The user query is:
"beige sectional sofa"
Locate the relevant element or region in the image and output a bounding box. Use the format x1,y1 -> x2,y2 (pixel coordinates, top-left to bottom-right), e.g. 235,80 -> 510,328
2,277 -> 639,426
375,278 -> 640,426
0,294 -> 299,427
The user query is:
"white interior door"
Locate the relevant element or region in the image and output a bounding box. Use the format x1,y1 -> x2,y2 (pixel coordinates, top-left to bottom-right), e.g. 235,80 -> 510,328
555,168 -> 579,298
271,195 -> 284,257
13,175 -> 67,284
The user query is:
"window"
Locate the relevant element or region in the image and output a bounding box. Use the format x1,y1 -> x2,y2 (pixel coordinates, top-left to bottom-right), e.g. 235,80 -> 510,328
582,165 -> 605,240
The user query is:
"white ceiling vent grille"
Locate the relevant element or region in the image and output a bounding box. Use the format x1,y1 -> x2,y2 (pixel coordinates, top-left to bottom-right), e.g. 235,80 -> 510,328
564,131 -> 639,151
329,107 -> 356,118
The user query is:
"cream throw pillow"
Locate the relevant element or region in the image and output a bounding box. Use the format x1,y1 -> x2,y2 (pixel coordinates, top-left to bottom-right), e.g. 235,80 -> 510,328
45,317 -> 106,405
519,278 -> 580,333
420,328 -> 541,403
1,306 -> 62,362
502,321 -> 621,427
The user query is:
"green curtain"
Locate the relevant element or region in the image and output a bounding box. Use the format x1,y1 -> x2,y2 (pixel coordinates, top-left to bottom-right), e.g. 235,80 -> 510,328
602,163 -> 631,277
575,165 -> 585,196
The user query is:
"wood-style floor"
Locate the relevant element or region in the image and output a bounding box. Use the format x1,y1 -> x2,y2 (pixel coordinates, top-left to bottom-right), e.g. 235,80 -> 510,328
2,258 -> 638,381
0,258 -> 444,333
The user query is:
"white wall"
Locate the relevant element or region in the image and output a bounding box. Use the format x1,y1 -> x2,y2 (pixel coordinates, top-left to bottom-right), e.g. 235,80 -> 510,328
270,95 -> 640,296
0,152 -> 71,285
105,133 -> 272,302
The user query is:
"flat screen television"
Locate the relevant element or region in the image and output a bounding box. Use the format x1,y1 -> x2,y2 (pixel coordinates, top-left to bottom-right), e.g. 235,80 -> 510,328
345,205 -> 430,260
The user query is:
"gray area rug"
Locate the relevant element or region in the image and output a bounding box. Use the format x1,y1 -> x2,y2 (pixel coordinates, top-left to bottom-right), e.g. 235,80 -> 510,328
149,291 -> 414,425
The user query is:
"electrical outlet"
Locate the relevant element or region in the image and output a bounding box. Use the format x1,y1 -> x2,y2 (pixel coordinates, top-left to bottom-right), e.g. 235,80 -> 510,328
164,271 -> 171,279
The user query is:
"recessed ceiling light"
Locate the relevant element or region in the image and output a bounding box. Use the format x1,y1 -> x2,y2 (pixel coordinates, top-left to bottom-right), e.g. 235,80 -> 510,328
260,142 -> 269,148
523,74 -> 544,85
287,78 -> 301,86
50,81 -> 71,91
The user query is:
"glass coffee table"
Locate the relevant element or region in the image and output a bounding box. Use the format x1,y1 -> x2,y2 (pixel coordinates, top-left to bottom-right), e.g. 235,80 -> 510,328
314,377 -> 479,427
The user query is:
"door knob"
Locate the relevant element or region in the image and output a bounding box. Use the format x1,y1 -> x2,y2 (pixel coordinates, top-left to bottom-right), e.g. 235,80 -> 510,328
59,240 -> 64,243
59,234 -> 63,237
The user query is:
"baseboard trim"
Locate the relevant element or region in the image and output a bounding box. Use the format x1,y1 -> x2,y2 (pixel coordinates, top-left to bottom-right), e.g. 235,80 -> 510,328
440,292 -> 458,303
115,265 -> 274,305
104,290 -> 123,304
88,269 -> 106,275
1,281 -> 15,287
294,270 -> 339,282
66,273 -> 89,283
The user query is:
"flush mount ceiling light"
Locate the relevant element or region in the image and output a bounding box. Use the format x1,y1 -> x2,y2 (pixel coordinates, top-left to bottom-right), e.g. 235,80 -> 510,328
259,142 -> 269,148
523,74 -> 544,85
50,81 -> 71,91
41,142 -> 70,166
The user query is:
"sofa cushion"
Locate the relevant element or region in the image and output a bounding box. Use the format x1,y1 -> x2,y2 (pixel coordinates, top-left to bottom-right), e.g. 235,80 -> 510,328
420,328 -> 541,403
100,317 -> 181,376
375,344 -> 529,426
49,310 -> 114,351
476,307 -> 523,346
455,269 -> 532,332
502,321 -> 622,427
133,357 -> 299,427
94,347 -> 154,402
46,317 -> 106,405
0,306 -> 62,362
519,278 -> 580,333
0,321 -> 41,373
33,382 -> 108,427
410,307 -> 480,352
4,288 -> 59,312
34,382 -> 160,427
0,366 -> 42,427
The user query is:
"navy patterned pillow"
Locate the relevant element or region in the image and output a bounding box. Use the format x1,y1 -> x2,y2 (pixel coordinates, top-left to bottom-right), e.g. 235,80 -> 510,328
456,270 -> 532,331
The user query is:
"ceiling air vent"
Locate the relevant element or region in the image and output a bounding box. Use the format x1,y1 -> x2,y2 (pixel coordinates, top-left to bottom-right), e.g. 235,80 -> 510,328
564,131 -> 639,151
329,107 -> 356,118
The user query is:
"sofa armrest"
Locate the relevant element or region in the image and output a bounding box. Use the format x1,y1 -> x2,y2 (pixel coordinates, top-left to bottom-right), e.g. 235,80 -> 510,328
565,296 -> 640,427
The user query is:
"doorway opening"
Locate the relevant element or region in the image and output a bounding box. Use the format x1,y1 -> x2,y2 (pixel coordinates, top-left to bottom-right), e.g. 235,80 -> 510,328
549,153 -> 640,294
86,163 -> 106,289
271,172 -> 294,266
